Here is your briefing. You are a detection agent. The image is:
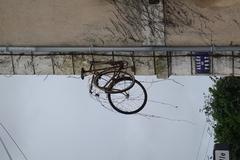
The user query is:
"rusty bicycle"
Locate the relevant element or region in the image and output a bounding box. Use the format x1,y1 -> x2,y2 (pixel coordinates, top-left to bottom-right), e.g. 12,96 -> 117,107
81,60 -> 135,93
81,60 -> 147,114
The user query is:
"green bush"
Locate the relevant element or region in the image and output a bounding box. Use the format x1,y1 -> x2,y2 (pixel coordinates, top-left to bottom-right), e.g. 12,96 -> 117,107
204,76 -> 240,160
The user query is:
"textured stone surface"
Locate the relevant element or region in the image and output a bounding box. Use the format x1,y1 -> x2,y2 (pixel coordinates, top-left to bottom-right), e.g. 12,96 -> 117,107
0,52 -> 239,78
34,55 -> 53,75
52,55 -> 73,74
212,52 -> 233,75
171,52 -> 192,75
73,55 -> 93,75
155,56 -> 168,79
234,52 -> 240,76
134,52 -> 155,75
0,55 -> 13,74
12,55 -> 34,74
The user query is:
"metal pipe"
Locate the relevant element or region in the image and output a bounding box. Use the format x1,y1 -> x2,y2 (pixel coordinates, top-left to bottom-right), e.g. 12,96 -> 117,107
0,46 -> 240,54
0,47 -> 7,52
215,46 -> 240,52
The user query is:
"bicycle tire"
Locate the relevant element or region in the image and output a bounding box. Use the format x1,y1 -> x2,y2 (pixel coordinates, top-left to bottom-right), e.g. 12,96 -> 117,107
93,70 -> 135,94
107,77 -> 147,114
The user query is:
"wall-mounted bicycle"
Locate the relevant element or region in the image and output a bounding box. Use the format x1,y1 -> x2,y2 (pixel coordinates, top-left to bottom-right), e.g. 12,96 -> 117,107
81,60 -> 147,114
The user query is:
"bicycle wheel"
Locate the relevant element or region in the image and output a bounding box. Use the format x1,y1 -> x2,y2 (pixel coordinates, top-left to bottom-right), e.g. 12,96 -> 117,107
93,70 -> 135,94
107,77 -> 147,114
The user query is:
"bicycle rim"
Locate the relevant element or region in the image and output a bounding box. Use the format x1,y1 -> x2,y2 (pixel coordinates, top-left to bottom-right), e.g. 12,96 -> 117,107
94,70 -> 135,94
107,77 -> 147,114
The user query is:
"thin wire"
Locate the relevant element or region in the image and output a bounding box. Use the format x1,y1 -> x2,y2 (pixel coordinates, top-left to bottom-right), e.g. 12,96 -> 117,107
137,113 -> 197,125
196,123 -> 207,160
140,78 -> 184,86
204,137 -> 211,160
148,99 -> 180,108
0,135 -> 13,160
0,123 -> 29,160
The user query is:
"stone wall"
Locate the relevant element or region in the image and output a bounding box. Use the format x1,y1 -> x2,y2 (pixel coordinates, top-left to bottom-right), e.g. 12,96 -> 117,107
0,52 -> 239,78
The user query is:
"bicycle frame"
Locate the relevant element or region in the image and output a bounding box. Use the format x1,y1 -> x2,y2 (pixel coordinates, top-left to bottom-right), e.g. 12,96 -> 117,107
81,60 -> 147,114
82,60 -> 130,94
84,61 -> 128,74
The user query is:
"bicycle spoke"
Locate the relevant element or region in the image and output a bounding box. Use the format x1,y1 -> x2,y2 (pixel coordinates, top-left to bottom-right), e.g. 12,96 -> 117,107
94,70 -> 135,94
108,78 -> 147,114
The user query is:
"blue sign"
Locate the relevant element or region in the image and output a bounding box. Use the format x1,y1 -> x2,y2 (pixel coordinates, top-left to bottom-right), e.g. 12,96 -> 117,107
195,52 -> 210,74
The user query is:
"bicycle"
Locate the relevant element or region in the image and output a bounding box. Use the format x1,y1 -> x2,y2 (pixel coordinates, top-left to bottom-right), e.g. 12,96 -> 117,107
81,60 -> 135,94
81,60 -> 147,114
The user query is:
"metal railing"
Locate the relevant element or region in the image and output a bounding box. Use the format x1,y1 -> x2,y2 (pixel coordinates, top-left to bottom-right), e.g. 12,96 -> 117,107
0,45 -> 240,54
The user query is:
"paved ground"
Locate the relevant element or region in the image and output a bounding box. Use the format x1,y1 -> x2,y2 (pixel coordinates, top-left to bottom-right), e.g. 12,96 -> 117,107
0,0 -> 240,46
194,0 -> 239,7
0,0 -> 114,46
0,0 -> 164,46
165,0 -> 240,45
